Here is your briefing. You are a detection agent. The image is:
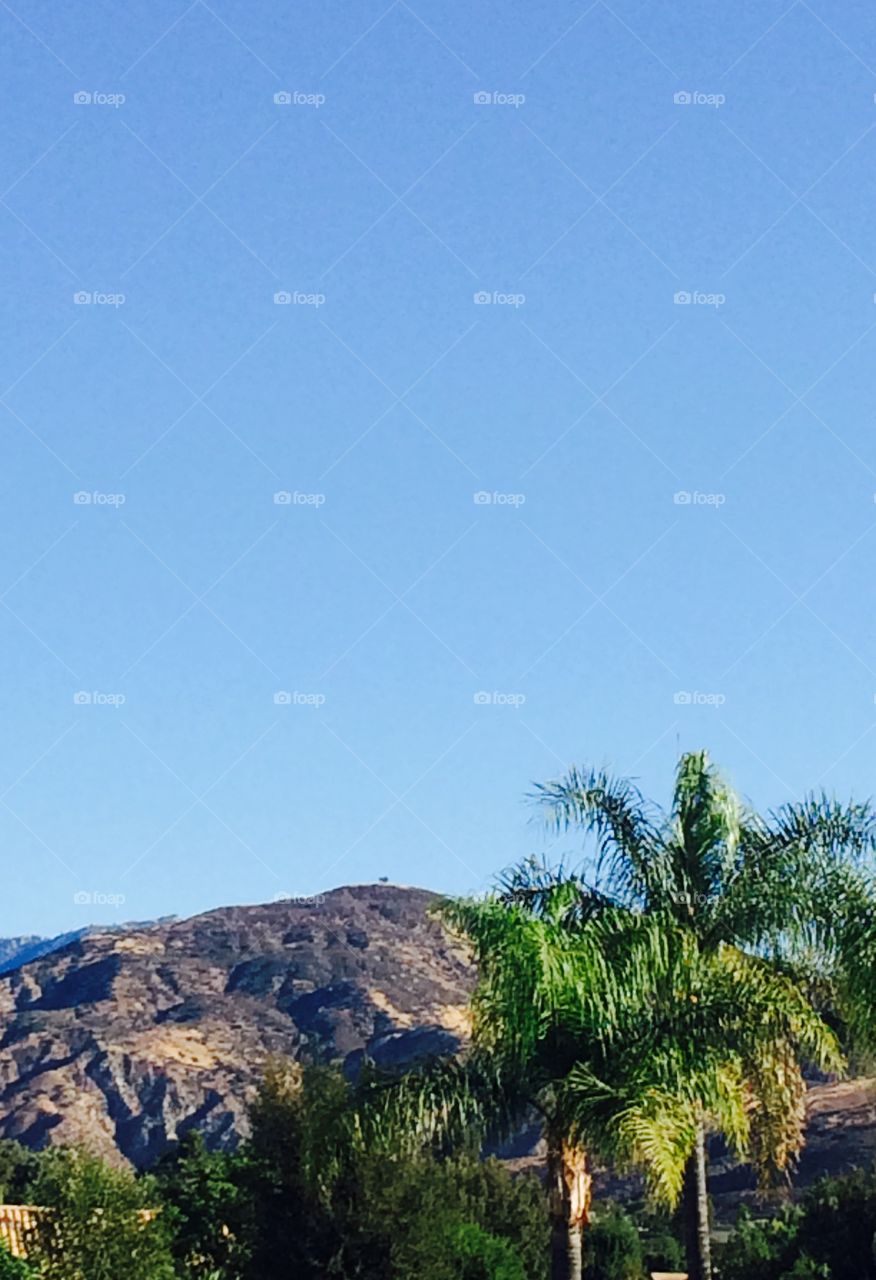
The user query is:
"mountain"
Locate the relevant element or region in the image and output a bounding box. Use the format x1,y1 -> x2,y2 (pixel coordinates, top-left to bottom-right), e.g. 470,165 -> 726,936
0,938 -> 45,973
0,920 -> 180,977
0,886 -> 472,1167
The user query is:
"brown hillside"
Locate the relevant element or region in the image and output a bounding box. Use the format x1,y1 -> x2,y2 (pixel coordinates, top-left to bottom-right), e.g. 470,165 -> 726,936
0,885 -> 472,1166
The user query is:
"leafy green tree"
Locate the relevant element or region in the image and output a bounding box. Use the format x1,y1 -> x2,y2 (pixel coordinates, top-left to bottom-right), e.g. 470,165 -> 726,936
28,1147 -> 174,1280
435,1222 -> 527,1279
154,1131 -> 246,1278
717,1166 -> 876,1280
367,1151 -> 546,1280
583,1203 -> 644,1280
240,1061 -> 544,1280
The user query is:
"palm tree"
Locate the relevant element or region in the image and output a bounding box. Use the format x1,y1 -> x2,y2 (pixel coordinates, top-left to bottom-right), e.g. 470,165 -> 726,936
361,873 -> 841,1280
360,891 -> 672,1280
530,750 -> 876,1280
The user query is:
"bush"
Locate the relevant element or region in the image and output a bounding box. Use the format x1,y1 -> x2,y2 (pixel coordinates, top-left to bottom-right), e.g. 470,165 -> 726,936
441,1221 -> 528,1279
28,1147 -> 175,1280
154,1131 -> 245,1278
238,1062 -> 547,1280
0,1242 -> 34,1280
719,1166 -> 876,1280
0,1142 -> 42,1205
636,1206 -> 685,1276
583,1203 -> 644,1280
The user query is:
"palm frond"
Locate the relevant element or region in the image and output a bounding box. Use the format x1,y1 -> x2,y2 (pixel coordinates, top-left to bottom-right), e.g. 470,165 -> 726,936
530,765 -> 665,904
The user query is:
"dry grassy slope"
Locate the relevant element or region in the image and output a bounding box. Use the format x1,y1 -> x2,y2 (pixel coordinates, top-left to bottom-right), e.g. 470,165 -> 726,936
0,885 -> 473,1166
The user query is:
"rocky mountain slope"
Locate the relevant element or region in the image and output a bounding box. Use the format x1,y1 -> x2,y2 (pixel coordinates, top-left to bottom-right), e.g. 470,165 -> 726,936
0,886 -> 472,1166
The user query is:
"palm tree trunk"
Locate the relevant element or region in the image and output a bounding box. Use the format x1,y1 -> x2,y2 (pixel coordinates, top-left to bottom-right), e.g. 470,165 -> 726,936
548,1138 -> 591,1280
682,1121 -> 712,1280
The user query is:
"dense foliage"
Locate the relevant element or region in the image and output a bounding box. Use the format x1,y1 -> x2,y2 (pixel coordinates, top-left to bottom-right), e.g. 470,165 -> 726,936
27,1147 -> 175,1280
719,1166 -> 876,1280
233,1060 -> 548,1280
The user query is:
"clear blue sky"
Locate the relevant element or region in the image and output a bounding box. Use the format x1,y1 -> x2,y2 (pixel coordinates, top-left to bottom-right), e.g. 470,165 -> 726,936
2,0 -> 876,936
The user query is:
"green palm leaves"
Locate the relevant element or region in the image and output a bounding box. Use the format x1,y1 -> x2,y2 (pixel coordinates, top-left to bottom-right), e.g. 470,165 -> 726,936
364,751 -> 876,1280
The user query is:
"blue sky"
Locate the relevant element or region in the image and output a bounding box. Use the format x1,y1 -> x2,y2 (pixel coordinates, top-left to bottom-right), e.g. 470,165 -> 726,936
2,0 -> 876,936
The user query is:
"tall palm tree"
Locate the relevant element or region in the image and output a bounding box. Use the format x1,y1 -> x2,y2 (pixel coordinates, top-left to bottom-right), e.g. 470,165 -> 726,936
530,750 -> 876,1280
360,890 -> 674,1280
361,873 -> 840,1280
